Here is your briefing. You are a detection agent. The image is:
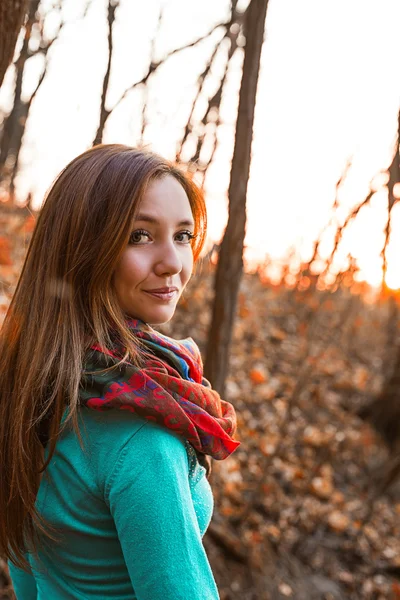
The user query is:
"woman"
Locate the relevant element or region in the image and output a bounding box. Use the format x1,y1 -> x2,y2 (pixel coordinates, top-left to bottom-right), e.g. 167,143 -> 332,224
0,144 -> 240,599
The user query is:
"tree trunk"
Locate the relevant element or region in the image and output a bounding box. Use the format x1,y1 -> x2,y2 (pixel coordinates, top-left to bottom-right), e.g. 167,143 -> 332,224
358,340 -> 400,492
359,339 -> 400,453
0,0 -> 29,88
381,110 -> 400,282
204,0 -> 269,395
0,0 -> 40,181
92,1 -> 117,146
361,111 -> 400,446
0,0 -> 54,202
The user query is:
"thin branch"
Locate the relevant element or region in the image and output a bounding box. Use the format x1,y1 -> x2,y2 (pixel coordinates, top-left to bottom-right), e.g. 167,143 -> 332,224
293,156 -> 353,288
320,188 -> 375,280
139,5 -> 164,144
177,13 -> 242,172
198,31 -> 241,181
92,0 -> 118,146
106,18 -> 235,127
176,39 -> 224,161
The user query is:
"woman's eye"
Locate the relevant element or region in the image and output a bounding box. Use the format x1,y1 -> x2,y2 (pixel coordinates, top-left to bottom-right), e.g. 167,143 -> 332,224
129,229 -> 151,244
175,230 -> 195,244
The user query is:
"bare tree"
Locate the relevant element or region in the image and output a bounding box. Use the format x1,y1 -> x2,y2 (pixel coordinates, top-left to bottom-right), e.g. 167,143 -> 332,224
358,110 -> 400,491
176,10 -> 242,185
381,109 -> 400,283
204,0 -> 269,395
0,0 -> 29,88
92,2 -> 234,146
0,0 -> 91,203
0,0 -> 42,196
92,0 -> 119,146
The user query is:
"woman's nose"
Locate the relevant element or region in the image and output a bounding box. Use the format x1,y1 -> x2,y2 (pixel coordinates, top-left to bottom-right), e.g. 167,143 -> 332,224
154,241 -> 182,276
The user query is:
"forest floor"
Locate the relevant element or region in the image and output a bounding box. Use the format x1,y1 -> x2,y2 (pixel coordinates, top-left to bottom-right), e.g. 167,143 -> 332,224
164,263 -> 400,600
1,206 -> 400,599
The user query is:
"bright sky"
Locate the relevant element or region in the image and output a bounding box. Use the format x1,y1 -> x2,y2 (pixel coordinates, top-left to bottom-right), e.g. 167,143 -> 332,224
1,0 -> 400,288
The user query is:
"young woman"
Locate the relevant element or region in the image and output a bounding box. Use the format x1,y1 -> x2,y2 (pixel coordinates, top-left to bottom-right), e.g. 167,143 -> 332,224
0,144 -> 240,599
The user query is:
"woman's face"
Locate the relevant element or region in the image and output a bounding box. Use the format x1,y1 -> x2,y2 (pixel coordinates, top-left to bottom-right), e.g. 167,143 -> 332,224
113,175 -> 195,324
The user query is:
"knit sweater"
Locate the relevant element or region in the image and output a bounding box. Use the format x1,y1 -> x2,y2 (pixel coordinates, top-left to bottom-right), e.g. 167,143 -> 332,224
8,408 -> 219,599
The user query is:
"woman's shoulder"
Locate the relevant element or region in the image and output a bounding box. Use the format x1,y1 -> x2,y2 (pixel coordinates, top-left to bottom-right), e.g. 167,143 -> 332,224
69,407 -> 190,467
53,408 -> 193,496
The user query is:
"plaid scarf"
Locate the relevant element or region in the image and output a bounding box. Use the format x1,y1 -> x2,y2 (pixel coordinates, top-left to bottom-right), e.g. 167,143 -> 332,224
79,319 -> 240,470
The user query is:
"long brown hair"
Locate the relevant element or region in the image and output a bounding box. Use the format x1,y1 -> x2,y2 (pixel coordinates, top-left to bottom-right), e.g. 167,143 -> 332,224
0,144 -> 207,569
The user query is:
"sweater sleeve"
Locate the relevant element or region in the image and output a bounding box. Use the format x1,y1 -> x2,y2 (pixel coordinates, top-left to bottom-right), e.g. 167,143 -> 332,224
8,558 -> 37,600
106,424 -> 220,600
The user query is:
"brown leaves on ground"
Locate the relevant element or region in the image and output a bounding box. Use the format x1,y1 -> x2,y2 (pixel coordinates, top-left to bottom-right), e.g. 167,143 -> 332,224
166,263 -> 400,600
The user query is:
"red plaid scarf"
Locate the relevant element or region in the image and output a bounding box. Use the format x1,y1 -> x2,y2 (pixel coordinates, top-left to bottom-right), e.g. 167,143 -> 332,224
79,319 -> 240,464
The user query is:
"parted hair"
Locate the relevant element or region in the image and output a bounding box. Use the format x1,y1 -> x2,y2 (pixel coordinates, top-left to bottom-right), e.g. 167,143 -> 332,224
0,144 -> 207,569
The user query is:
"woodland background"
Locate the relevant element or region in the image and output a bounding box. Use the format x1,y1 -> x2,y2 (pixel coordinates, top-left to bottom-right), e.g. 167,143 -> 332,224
1,1 -> 400,599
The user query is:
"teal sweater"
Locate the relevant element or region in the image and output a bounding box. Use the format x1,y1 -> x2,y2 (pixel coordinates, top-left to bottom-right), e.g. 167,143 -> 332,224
8,408 -> 219,599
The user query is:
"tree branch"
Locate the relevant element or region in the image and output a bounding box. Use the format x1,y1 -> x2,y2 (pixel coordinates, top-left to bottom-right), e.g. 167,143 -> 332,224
92,0 -> 118,146
102,18 -> 235,136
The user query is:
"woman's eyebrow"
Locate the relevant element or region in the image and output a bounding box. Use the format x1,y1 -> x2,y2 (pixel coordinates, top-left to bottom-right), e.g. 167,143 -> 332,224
135,214 -> 194,227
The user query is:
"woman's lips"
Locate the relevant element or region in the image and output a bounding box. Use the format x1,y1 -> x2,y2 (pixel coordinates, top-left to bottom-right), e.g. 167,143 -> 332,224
143,288 -> 178,302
